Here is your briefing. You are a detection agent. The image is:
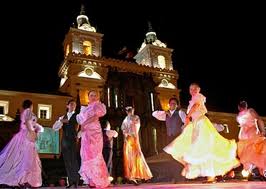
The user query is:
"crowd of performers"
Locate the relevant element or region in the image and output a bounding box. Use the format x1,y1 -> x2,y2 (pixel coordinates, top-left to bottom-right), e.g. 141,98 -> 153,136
0,84 -> 265,188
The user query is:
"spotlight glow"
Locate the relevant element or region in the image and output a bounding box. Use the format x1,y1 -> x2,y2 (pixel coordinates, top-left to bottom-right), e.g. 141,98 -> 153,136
241,169 -> 250,178
108,176 -> 114,182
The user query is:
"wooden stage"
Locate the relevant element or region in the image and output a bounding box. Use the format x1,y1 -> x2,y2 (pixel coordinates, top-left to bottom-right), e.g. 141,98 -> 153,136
39,181 -> 265,189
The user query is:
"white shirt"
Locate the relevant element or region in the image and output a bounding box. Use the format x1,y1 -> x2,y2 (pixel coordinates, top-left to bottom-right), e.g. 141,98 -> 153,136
52,111 -> 75,131
105,129 -> 119,138
66,111 -> 75,120
152,109 -> 186,123
169,110 -> 175,116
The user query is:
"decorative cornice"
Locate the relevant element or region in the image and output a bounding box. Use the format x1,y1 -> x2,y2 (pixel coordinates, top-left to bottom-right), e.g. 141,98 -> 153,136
59,53 -> 178,78
0,90 -> 71,98
68,27 -> 104,37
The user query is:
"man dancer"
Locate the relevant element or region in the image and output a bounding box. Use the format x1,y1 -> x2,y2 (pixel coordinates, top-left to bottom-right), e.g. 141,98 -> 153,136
53,99 -> 80,188
152,97 -> 186,144
102,120 -> 118,179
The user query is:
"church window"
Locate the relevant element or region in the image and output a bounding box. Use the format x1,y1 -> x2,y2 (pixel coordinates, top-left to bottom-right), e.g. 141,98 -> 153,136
83,41 -> 92,55
66,44 -> 70,56
158,55 -> 166,69
38,104 -> 52,120
0,101 -> 9,115
0,106 -> 4,115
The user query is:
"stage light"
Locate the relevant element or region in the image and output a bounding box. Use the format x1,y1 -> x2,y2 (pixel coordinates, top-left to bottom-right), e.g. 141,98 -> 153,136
108,176 -> 114,182
241,169 -> 250,178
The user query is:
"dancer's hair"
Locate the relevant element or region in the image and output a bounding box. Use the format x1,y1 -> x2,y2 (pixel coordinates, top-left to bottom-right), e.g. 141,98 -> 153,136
22,99 -> 32,109
238,101 -> 248,109
169,97 -> 179,104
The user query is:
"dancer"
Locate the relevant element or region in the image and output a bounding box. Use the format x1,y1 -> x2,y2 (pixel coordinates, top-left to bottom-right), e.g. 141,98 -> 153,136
102,120 -> 118,178
164,83 -> 239,182
236,101 -> 266,177
52,99 -> 80,188
76,90 -> 110,188
121,106 -> 153,185
0,100 -> 43,188
152,97 -> 186,144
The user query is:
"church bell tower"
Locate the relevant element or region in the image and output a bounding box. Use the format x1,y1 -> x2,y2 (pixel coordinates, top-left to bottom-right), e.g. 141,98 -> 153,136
134,22 -> 179,110
134,22 -> 174,70
58,5 -> 106,105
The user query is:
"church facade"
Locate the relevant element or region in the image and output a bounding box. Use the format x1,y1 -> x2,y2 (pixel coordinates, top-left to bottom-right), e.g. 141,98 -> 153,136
0,6 -> 254,158
57,6 -> 180,156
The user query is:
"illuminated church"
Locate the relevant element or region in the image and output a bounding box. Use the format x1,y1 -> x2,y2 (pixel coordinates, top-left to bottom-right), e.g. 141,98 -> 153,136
59,6 -> 178,107
0,5 -> 252,158
58,5 -> 180,155
3,5 -> 266,183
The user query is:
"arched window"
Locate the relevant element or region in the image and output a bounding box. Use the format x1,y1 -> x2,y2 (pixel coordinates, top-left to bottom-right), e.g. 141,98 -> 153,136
83,41 -> 92,55
158,55 -> 166,69
65,44 -> 70,56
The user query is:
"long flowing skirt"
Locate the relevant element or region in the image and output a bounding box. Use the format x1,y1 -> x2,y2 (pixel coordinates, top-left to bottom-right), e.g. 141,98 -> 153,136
123,135 -> 153,180
164,116 -> 240,179
0,130 -> 42,187
238,135 -> 266,175
79,130 -> 110,188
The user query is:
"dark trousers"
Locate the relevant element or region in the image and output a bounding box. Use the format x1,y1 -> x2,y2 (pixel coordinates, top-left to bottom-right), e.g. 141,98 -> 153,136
61,137 -> 79,185
103,147 -> 113,175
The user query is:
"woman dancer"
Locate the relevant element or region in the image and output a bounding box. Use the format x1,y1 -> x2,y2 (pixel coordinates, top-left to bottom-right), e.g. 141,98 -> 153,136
164,83 -> 239,182
121,106 -> 152,185
236,101 -> 266,177
0,100 -> 43,188
76,91 -> 110,188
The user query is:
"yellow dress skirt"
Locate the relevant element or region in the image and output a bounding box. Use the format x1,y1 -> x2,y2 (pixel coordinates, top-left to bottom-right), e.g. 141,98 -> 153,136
164,115 -> 240,179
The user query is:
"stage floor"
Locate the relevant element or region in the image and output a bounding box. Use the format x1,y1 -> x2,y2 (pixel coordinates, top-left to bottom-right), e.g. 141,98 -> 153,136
40,181 -> 265,189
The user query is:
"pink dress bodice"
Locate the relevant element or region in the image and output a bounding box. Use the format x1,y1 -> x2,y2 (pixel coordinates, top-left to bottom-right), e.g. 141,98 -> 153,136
20,108 -> 37,131
77,101 -> 106,132
237,109 -> 259,140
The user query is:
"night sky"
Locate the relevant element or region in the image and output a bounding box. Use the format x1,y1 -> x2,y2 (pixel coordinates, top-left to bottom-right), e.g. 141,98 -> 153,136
1,1 -> 265,115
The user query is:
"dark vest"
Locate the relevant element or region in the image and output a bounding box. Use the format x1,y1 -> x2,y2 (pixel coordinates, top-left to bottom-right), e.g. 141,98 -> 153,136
165,110 -> 183,137
62,113 -> 77,139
